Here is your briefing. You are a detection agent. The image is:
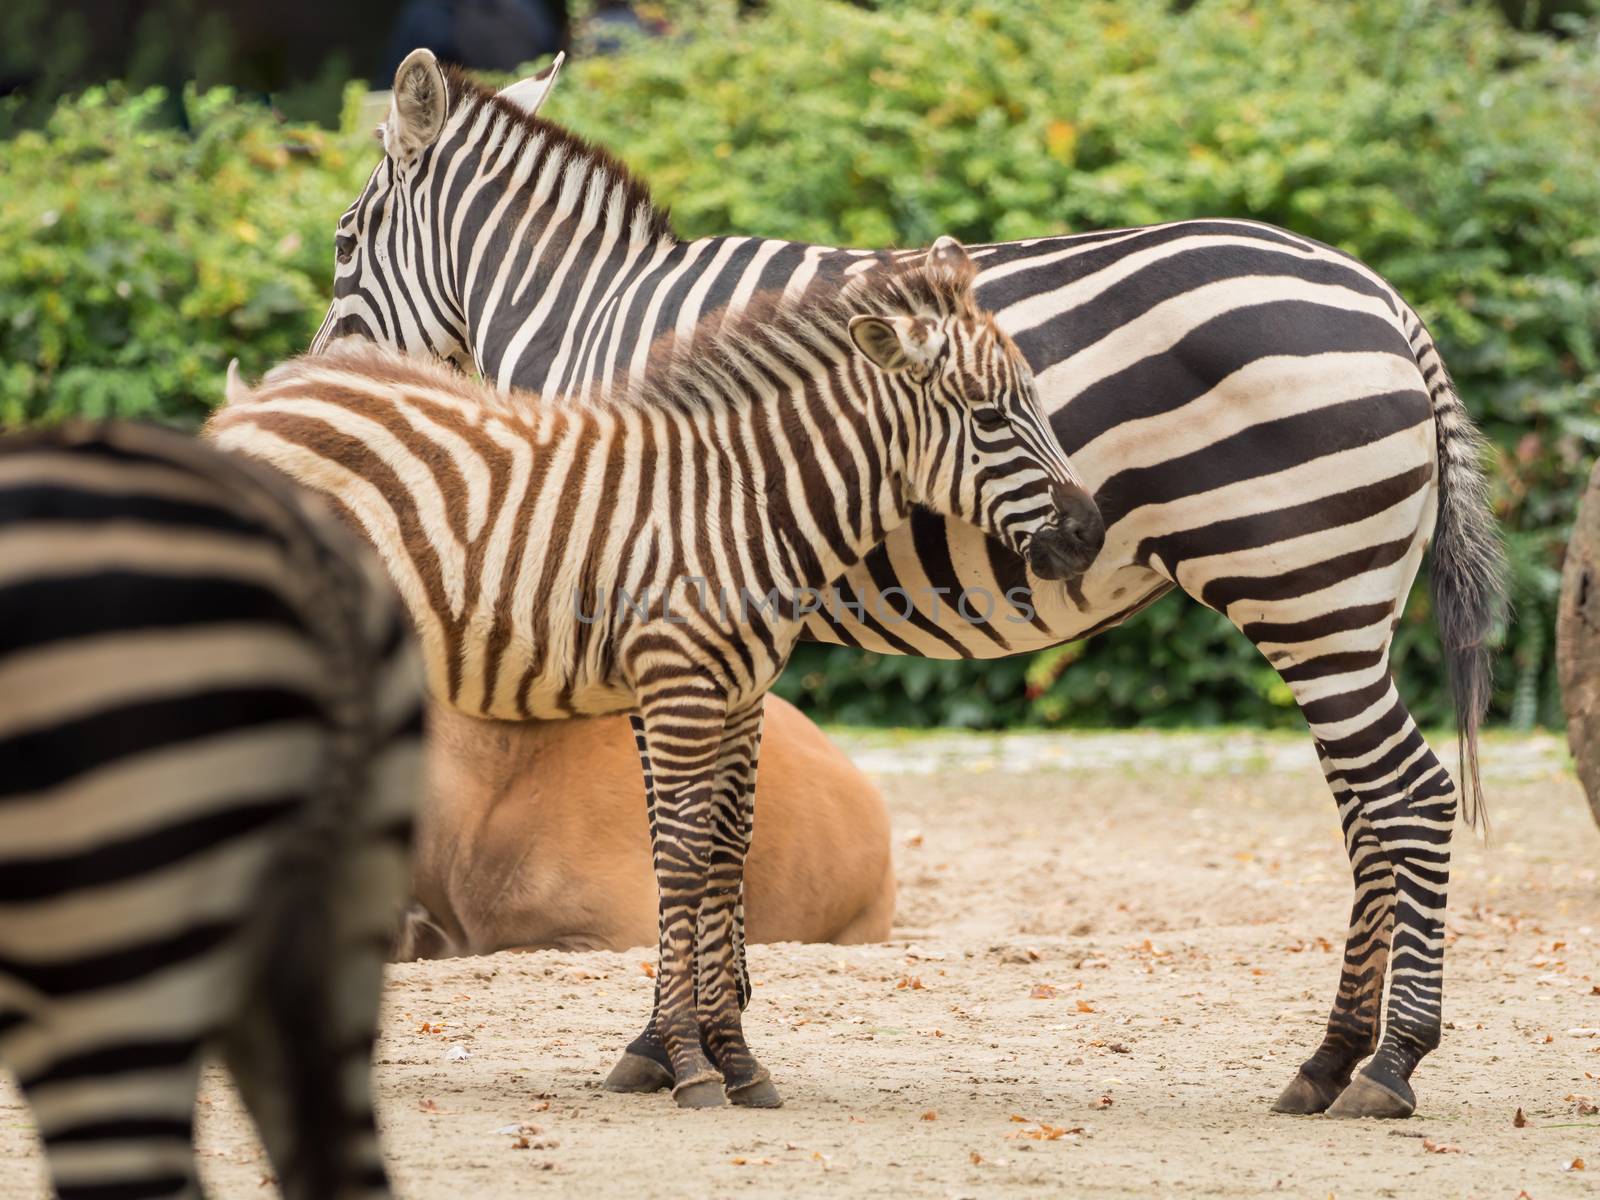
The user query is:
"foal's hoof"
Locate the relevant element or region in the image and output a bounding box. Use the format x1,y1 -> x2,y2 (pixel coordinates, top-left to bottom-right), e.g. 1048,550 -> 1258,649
1326,1071 -> 1416,1119
603,1052 -> 673,1094
672,1079 -> 728,1109
727,1078 -> 783,1109
1270,1070 -> 1342,1115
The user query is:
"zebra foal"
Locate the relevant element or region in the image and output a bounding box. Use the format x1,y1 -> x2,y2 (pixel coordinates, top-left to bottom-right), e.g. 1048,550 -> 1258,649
209,243 -> 1099,1107
0,422 -> 424,1199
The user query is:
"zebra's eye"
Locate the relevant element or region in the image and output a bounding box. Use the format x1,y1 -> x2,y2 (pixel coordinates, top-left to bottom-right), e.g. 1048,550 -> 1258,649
973,407 -> 1007,432
335,234 -> 356,265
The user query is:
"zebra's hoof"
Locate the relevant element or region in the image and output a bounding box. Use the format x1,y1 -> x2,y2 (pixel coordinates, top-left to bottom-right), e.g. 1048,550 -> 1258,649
1270,1070 -> 1342,1115
603,1052 -> 673,1093
672,1079 -> 728,1109
728,1078 -> 783,1109
1326,1071 -> 1416,1119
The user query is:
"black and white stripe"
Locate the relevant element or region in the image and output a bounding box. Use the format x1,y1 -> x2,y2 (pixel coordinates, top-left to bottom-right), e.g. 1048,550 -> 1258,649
0,422 -> 424,1198
313,50 -> 1507,1118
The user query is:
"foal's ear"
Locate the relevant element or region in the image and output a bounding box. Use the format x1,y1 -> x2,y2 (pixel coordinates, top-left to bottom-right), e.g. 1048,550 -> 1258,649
224,359 -> 248,406
926,235 -> 976,286
848,314 -> 944,374
497,51 -> 565,117
384,48 -> 449,164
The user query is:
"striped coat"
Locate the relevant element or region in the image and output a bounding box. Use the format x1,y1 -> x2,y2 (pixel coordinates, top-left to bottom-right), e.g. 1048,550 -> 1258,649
0,422 -> 423,1200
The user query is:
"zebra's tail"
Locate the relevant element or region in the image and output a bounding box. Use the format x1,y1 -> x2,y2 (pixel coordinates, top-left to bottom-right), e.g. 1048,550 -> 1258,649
1412,320 -> 1507,833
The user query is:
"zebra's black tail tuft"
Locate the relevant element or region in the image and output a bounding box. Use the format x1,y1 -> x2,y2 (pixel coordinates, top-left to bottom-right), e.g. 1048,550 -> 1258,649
1423,351 -> 1508,835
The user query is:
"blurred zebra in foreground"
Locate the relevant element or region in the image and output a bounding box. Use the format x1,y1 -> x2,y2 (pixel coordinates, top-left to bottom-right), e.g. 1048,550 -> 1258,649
0,423 -> 424,1200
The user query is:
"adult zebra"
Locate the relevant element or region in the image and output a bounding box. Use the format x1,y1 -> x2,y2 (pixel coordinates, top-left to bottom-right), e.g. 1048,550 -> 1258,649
312,49 -> 1507,1119
0,422 -> 424,1198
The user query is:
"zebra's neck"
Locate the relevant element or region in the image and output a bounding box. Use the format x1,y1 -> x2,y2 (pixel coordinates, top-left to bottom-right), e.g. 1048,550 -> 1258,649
431,103 -> 679,394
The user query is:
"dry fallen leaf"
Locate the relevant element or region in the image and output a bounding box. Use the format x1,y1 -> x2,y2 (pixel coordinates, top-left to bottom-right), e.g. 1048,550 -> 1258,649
730,1157 -> 774,1166
1578,1100 -> 1599,1117
897,976 -> 926,991
1422,1139 -> 1462,1154
1010,1114 -> 1030,1123
639,961 -> 655,979
1076,999 -> 1096,1013
1566,1157 -> 1587,1172
1514,1107 -> 1528,1128
970,1151 -> 984,1165
1091,1094 -> 1113,1110
1030,984 -> 1059,1000
418,1098 -> 441,1114
920,1111 -> 938,1122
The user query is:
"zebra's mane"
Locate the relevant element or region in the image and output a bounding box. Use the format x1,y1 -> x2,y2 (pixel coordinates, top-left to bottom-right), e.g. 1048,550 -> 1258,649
267,258 -> 978,423
442,65 -> 676,246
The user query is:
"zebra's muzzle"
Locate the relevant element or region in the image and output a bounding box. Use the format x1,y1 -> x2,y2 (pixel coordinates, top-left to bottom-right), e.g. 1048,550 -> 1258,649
1027,496 -> 1105,581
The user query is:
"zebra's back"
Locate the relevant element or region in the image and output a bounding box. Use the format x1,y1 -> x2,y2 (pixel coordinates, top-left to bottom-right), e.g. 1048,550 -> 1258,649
0,421 -> 424,1200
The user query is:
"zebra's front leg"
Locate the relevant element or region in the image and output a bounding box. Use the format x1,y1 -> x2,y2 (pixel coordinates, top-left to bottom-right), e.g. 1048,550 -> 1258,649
603,713 -> 677,1095
605,708 -> 766,1098
697,699 -> 779,1107
626,691 -> 730,1108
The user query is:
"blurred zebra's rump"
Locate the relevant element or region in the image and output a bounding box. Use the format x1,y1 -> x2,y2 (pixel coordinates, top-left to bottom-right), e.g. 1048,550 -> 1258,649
0,422 -> 424,1200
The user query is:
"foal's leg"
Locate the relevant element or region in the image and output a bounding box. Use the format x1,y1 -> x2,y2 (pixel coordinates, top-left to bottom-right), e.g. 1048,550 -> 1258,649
697,700 -> 778,1107
630,691 -> 727,1108
603,714 -> 676,1094
605,710 -> 766,1096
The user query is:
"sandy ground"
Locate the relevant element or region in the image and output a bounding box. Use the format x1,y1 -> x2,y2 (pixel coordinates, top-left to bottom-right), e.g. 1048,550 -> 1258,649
5,729 -> 1600,1198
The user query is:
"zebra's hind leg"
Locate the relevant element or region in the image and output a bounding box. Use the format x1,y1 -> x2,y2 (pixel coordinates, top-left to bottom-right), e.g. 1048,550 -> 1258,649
1274,673 -> 1455,1118
23,1038 -> 207,1199
1273,751 -> 1395,1114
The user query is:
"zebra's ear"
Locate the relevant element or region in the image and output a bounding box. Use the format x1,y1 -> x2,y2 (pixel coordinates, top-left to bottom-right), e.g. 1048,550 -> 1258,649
497,51 -> 565,118
385,48 -> 449,164
926,235 -> 976,286
849,315 -> 942,374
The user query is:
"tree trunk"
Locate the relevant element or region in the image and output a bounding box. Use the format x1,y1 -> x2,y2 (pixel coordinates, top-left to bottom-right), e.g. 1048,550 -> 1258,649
1557,457 -> 1600,828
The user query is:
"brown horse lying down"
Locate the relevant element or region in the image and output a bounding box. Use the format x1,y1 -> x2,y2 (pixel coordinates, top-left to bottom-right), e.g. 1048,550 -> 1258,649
397,695 -> 894,959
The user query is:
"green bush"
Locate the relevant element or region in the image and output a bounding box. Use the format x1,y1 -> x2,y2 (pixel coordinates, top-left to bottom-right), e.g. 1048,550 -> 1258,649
2,0 -> 1596,729
0,85 -> 374,426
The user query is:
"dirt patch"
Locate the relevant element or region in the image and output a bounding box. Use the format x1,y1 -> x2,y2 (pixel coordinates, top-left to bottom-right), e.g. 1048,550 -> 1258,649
4,731 -> 1598,1197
